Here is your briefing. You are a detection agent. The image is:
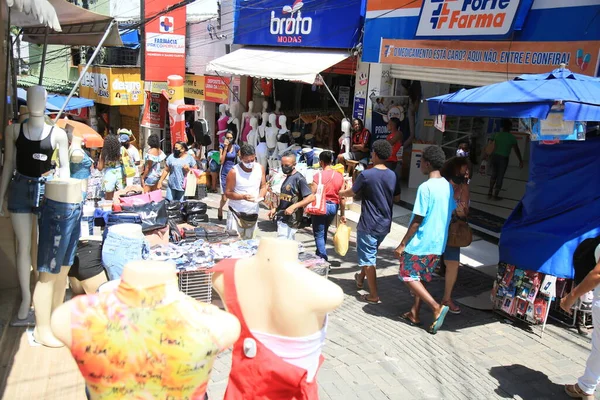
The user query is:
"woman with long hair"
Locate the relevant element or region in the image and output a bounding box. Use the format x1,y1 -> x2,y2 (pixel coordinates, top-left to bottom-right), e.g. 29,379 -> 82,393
440,156 -> 471,314
97,133 -> 125,200
217,131 -> 240,220
141,134 -> 166,193
158,141 -> 196,201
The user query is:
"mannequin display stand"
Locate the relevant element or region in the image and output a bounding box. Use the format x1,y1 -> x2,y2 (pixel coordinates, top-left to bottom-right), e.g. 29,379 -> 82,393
211,238 -> 343,399
51,260 -> 240,399
0,86 -> 70,324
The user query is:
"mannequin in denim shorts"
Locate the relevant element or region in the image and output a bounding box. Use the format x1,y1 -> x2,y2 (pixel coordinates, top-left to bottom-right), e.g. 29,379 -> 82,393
0,86 -> 70,322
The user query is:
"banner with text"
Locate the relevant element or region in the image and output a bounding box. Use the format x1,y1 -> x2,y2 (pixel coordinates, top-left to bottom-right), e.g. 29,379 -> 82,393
143,0 -> 186,81
380,40 -> 600,77
150,75 -> 229,103
204,76 -> 230,103
370,96 -> 410,146
79,66 -> 143,106
141,91 -> 168,129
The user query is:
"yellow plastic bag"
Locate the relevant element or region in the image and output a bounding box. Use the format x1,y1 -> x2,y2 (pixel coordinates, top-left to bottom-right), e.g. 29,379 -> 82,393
333,223 -> 351,257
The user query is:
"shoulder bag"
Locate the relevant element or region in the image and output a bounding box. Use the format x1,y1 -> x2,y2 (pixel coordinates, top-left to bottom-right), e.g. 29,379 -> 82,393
446,185 -> 473,248
305,171 -> 330,216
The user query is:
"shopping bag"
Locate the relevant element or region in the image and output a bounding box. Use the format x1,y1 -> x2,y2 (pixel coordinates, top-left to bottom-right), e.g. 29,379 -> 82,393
306,172 -> 326,215
184,171 -> 197,197
122,200 -> 168,232
119,190 -> 163,206
121,148 -> 137,178
333,223 -> 351,257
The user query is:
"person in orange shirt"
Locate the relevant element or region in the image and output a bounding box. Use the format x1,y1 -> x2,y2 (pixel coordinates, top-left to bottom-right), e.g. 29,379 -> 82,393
385,117 -> 403,178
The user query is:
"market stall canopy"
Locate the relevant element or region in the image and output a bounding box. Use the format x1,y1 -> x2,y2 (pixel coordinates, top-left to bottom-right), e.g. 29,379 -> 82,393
16,88 -> 94,113
55,119 -> 104,148
207,47 -> 352,85
13,0 -> 122,47
7,0 -> 61,31
427,67 -> 600,121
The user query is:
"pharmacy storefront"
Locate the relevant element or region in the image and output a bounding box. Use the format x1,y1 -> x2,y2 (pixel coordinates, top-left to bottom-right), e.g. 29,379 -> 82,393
358,0 -> 600,232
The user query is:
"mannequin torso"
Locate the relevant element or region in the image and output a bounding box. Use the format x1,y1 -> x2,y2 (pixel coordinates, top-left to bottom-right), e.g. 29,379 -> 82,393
247,117 -> 259,149
51,261 -> 240,400
241,101 -> 255,143
217,104 -> 229,144
266,114 -> 278,150
45,178 -> 83,204
228,103 -> 241,144
69,136 -> 92,198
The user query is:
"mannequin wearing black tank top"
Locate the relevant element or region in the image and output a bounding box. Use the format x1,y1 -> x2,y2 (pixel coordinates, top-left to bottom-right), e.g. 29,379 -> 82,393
16,123 -> 55,178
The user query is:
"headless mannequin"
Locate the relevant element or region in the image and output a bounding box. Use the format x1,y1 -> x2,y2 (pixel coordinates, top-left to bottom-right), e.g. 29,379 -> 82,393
68,235 -> 107,296
51,260 -> 241,399
34,178 -> 82,347
228,103 -> 241,144
247,117 -> 259,149
266,114 -> 279,170
339,118 -> 352,154
275,100 -> 282,114
0,86 -> 70,321
69,136 -> 89,195
241,101 -> 255,144
261,100 -> 268,114
276,115 -> 294,158
257,113 -> 269,172
217,104 -> 229,144
212,237 -> 343,337
251,117 -> 268,172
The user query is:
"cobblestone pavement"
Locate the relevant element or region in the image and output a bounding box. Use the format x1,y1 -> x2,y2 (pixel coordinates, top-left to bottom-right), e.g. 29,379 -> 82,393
202,195 -> 595,400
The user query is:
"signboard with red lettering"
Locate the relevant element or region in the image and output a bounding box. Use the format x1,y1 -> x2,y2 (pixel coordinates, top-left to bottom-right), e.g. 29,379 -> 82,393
143,0 -> 186,81
141,91 -> 168,129
204,76 -> 230,103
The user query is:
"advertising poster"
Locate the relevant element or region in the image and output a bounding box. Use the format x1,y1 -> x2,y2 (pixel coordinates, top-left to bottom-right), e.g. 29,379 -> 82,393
338,86 -> 350,107
353,98 -> 365,121
143,0 -> 186,81
352,62 -> 369,120
141,91 -> 168,129
79,66 -> 143,106
370,96 -> 409,144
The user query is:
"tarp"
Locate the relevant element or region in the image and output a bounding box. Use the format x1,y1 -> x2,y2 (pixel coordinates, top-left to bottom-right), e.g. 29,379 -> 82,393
17,88 -> 94,113
499,137 -> 600,278
14,0 -> 122,47
207,47 -> 351,85
427,68 -> 600,121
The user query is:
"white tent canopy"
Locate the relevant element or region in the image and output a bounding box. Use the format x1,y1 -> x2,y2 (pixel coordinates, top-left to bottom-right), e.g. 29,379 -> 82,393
7,0 -> 61,31
9,0 -> 122,47
207,47 -> 351,85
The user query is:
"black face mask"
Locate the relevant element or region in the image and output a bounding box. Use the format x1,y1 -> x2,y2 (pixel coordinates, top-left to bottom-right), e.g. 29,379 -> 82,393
173,149 -> 182,158
281,165 -> 294,175
451,176 -> 466,185
123,143 -> 130,149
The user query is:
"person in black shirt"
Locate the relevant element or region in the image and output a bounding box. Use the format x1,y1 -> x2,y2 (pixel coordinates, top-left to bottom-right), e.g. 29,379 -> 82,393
268,151 -> 315,241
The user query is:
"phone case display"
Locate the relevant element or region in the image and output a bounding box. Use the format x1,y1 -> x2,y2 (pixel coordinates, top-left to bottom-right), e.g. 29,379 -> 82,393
492,263 -> 551,325
549,279 -> 594,330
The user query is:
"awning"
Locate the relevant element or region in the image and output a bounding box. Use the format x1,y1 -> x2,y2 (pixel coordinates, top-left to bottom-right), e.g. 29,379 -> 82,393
207,47 -> 352,85
13,0 -> 122,47
119,29 -> 140,49
17,88 -> 94,113
7,0 -> 61,31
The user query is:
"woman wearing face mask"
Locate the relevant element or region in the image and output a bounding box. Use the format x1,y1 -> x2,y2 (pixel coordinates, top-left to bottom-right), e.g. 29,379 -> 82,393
440,157 -> 471,314
158,141 -> 196,201
217,131 -> 240,221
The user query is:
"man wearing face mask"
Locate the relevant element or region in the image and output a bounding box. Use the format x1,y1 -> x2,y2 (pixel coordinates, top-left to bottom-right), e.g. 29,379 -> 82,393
119,129 -> 141,186
225,144 -> 267,239
268,151 -> 315,240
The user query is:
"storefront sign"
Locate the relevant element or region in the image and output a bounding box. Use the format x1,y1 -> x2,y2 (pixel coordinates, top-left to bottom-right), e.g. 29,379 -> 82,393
204,76 -> 230,103
531,120 -> 586,142
184,75 -> 206,100
79,66 -> 143,106
353,97 -> 366,120
234,0 -> 364,48
380,40 -> 600,77
143,0 -> 186,81
370,96 -> 409,143
416,0 -> 526,39
141,91 -> 168,129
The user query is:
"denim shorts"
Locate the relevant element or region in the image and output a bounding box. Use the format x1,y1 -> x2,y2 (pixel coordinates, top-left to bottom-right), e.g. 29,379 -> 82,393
102,230 -> 149,280
7,172 -> 52,214
37,199 -> 82,274
144,175 -> 160,186
356,231 -> 386,267
209,159 -> 220,173
102,167 -> 124,193
444,246 -> 460,262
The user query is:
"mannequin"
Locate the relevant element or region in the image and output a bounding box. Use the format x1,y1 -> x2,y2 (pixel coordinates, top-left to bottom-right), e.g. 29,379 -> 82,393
228,103 -> 241,144
339,118 -> 352,155
34,177 -> 83,347
0,86 -> 70,321
69,135 -> 91,198
252,118 -> 268,172
275,100 -> 283,128
277,115 -> 292,158
51,260 -> 240,399
246,117 -> 259,149
266,114 -> 279,170
68,234 -> 107,296
261,100 -> 268,114
211,238 -> 343,398
217,104 -> 229,144
241,100 -> 255,144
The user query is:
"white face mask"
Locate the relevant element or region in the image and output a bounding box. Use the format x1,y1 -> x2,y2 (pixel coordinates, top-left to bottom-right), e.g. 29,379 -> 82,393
242,161 -> 254,170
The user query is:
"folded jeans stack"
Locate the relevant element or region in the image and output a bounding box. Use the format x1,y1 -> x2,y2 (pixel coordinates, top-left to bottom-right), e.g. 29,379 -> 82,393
102,230 -> 150,280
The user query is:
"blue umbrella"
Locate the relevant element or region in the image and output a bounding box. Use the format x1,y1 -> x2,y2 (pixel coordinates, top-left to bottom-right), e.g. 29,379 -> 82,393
427,66 -> 600,121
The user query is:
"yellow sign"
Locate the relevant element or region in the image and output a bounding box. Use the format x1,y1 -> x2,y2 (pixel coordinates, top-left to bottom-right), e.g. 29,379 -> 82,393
150,74 -> 208,101
79,66 -> 144,106
423,119 -> 434,127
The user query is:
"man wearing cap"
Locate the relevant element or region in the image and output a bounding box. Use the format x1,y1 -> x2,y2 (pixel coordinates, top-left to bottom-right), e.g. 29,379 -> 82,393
119,129 -> 141,186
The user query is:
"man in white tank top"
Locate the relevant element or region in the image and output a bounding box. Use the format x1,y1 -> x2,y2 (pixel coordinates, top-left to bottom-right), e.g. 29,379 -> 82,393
225,144 -> 267,239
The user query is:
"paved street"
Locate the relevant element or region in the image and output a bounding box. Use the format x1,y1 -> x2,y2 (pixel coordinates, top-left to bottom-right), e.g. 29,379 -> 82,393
202,194 -> 595,400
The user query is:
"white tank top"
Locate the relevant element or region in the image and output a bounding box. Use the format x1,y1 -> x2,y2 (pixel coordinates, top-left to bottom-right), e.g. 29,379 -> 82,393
228,163 -> 262,215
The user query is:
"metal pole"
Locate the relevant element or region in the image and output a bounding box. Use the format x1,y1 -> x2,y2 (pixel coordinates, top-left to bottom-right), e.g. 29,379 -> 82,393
38,26 -> 50,85
53,20 -> 115,123
10,29 -> 18,122
2,8 -> 11,128
319,74 -> 346,119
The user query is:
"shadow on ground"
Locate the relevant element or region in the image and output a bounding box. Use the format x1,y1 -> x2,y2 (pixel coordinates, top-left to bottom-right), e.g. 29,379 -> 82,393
490,364 -> 569,399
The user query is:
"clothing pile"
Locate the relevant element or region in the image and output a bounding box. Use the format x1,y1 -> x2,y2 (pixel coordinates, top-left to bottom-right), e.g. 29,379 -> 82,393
149,240 -> 213,271
182,222 -> 238,242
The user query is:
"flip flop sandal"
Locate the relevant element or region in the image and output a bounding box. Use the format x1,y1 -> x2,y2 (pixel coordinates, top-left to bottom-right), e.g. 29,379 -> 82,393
565,384 -> 594,399
428,305 -> 449,335
400,312 -> 422,326
359,294 -> 380,305
442,300 -> 461,315
354,273 -> 364,289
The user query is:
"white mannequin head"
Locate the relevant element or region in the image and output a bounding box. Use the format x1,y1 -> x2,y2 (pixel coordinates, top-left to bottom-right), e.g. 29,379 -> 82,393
27,86 -> 48,117
268,113 -> 277,126
275,100 -> 282,112
279,115 -> 287,129
230,102 -> 239,118
262,100 -> 268,111
219,104 -> 228,115
248,101 -> 254,113
341,118 -> 352,136
250,117 -> 258,129
261,112 -> 269,125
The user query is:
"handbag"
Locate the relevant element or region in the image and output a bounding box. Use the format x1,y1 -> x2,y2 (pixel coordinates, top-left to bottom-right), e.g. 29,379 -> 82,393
447,218 -> 472,248
305,171 -> 328,216
119,190 -> 163,206
121,148 -> 137,178
122,200 -> 168,232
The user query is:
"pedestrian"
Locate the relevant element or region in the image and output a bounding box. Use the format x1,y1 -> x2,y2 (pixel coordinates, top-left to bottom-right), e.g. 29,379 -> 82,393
385,117 -> 403,185
440,156 -> 471,314
484,118 -> 524,200
225,144 -> 267,239
141,133 -> 166,193
395,145 -> 454,334
337,118 -> 371,167
158,141 -> 196,201
218,131 -> 240,221
561,242 -> 600,400
268,151 -> 315,241
207,149 -> 220,193
340,140 -> 401,304
118,129 -> 141,186
97,133 -> 124,201
311,151 -> 346,261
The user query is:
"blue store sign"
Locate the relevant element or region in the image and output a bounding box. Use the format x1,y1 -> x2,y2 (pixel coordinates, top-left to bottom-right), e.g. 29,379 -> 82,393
234,0 -> 365,48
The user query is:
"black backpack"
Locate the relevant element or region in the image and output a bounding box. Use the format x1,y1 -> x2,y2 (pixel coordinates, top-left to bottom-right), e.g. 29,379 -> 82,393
573,236 -> 600,284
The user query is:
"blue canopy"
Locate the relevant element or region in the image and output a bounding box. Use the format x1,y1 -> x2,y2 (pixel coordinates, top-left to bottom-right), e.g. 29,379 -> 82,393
17,88 -> 94,113
499,137 -> 600,278
427,68 -> 600,121
119,29 -> 140,49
